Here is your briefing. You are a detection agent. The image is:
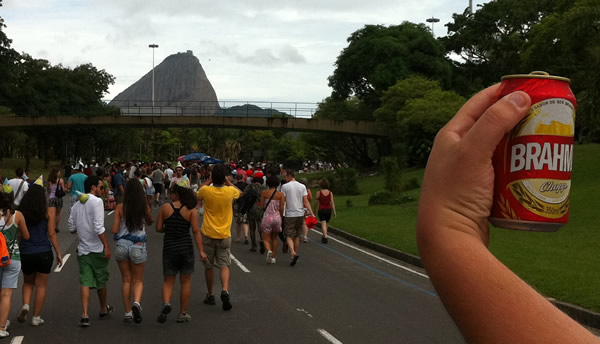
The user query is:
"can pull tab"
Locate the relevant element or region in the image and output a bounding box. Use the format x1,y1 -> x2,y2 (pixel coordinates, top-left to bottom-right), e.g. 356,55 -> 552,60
530,71 -> 550,76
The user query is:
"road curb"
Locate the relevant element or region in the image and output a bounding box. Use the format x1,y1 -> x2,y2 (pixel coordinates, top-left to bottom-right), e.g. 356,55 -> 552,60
325,224 -> 600,330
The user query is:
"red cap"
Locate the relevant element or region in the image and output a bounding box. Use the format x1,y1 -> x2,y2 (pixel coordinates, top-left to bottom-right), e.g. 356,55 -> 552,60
253,171 -> 264,178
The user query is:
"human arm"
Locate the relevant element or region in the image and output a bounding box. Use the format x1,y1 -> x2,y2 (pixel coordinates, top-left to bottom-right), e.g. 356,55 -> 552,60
416,85 -> 597,343
330,192 -> 336,217
93,199 -> 110,259
190,210 -> 207,261
313,191 -> 320,215
279,193 -> 285,218
46,209 -> 62,267
155,205 -> 165,233
302,195 -> 314,217
98,232 -> 111,259
145,204 -> 154,226
111,204 -> 122,235
14,211 -> 30,241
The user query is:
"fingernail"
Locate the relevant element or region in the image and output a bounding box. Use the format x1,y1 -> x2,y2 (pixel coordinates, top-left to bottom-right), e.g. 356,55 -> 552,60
508,92 -> 528,108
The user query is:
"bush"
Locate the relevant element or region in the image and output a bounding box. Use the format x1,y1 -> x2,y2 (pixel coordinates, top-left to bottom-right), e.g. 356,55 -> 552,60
403,177 -> 420,191
345,199 -> 354,208
368,191 -> 413,206
382,157 -> 402,193
333,168 -> 360,195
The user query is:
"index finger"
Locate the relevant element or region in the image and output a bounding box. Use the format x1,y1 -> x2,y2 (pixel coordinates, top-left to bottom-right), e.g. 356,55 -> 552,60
443,84 -> 501,138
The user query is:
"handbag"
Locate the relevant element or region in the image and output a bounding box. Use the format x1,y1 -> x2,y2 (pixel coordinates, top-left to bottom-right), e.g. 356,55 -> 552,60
55,179 -> 66,198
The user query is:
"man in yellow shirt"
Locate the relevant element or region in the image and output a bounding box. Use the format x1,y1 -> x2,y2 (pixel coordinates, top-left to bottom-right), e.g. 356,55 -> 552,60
196,164 -> 240,311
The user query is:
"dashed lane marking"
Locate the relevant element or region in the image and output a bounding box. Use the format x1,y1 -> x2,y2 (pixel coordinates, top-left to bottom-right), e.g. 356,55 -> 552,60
310,228 -> 429,279
318,329 -> 343,344
10,336 -> 24,344
230,254 -> 250,273
54,253 -> 71,273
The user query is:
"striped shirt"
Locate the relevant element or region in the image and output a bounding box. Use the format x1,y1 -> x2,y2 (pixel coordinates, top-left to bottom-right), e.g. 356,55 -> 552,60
162,204 -> 193,254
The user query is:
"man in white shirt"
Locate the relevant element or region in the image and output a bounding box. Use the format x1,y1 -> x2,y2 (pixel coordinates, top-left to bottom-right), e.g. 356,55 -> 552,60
8,167 -> 29,207
281,169 -> 314,267
68,176 -> 112,327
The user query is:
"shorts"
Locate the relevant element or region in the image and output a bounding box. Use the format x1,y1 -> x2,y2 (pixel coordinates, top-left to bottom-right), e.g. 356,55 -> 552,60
145,187 -> 155,196
202,236 -> 231,269
77,252 -> 109,289
153,183 -> 164,195
234,205 -> 248,224
0,260 -> 21,289
115,239 -> 147,264
48,197 -> 63,208
283,216 -> 304,239
318,209 -> 332,223
162,251 -> 195,276
21,251 -> 54,274
115,194 -> 124,205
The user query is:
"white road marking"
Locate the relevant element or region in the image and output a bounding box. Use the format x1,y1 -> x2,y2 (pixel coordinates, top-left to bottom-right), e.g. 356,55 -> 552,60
296,308 -> 314,318
10,336 -> 24,344
54,253 -> 71,273
310,228 -> 429,279
107,210 -> 115,216
230,254 -> 250,273
318,329 -> 343,344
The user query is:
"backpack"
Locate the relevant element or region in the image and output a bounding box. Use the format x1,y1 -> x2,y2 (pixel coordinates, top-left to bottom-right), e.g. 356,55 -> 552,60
0,218 -> 14,267
237,186 -> 259,215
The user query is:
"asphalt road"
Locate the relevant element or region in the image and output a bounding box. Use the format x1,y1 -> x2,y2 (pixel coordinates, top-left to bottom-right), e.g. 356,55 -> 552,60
4,196 -> 464,344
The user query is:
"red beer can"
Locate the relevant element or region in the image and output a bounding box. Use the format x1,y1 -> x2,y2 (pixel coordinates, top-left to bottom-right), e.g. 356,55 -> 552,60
490,71 -> 576,231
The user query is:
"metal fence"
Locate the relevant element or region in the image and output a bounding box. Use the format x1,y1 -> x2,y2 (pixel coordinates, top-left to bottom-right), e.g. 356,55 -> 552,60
108,100 -> 320,118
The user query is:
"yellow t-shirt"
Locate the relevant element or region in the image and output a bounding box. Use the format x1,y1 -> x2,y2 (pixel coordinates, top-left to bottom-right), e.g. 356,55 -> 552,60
197,185 -> 241,239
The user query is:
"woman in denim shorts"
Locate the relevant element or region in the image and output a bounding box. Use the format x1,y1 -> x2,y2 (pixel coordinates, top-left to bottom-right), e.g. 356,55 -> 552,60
111,179 -> 153,323
0,189 -> 30,338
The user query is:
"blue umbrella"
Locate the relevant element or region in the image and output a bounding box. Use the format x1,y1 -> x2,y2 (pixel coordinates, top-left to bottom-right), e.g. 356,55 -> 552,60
200,156 -> 224,164
182,153 -> 206,162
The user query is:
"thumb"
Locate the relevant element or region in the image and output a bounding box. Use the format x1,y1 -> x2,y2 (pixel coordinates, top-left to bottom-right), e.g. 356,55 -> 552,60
462,91 -> 531,159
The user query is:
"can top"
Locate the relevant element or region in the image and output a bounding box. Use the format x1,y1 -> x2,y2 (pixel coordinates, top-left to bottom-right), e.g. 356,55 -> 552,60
501,71 -> 570,83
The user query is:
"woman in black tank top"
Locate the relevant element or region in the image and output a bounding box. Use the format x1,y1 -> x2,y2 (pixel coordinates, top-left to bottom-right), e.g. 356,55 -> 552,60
155,185 -> 206,323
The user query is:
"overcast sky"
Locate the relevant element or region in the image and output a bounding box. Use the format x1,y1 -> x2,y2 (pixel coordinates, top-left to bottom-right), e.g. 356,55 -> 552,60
3,0 -> 488,104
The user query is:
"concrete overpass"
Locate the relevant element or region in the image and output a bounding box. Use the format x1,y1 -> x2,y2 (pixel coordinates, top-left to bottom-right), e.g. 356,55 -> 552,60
0,114 -> 384,137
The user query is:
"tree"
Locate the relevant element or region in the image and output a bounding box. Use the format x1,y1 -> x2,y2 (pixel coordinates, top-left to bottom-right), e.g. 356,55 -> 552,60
375,76 -> 466,166
522,0 -> 600,142
328,22 -> 451,109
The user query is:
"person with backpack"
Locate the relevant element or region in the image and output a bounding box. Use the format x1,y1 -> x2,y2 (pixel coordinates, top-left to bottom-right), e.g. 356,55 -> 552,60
244,172 -> 267,253
0,186 -> 30,338
17,184 -> 63,327
111,179 -> 153,323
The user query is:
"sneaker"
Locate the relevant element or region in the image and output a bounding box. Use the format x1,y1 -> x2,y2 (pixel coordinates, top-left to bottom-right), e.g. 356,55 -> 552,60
99,305 -> 113,319
221,291 -> 232,311
124,312 -> 133,322
303,235 -> 308,243
80,317 -> 90,327
31,316 -> 44,326
259,241 -> 265,254
4,320 -> 9,330
132,302 -> 142,324
290,255 -> 300,267
203,294 -> 216,305
176,313 -> 191,323
271,258 -> 276,264
17,304 -> 29,323
0,329 -> 8,338
266,250 -> 273,264
157,303 -> 171,323
244,239 -> 249,245
322,236 -> 328,244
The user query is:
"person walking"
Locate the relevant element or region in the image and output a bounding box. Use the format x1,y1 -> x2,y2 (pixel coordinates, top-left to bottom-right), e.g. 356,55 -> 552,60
17,184 -> 63,327
155,184 -> 206,323
0,188 -> 30,339
313,178 -> 336,244
67,164 -> 87,208
260,176 -> 284,264
151,164 -> 164,206
233,173 -> 248,244
245,172 -> 266,253
281,169 -> 314,266
170,162 -> 190,189
111,179 -> 153,324
163,164 -> 174,200
47,168 -> 66,233
7,168 -> 29,208
68,176 -> 113,327
111,164 -> 126,205
196,164 -> 240,311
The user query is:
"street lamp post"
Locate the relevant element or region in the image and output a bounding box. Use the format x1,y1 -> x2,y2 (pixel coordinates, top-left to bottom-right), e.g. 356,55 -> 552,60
426,17 -> 440,36
148,44 -> 159,107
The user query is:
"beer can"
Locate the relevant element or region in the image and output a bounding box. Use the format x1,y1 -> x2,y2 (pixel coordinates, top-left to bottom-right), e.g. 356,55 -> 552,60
490,71 -> 576,231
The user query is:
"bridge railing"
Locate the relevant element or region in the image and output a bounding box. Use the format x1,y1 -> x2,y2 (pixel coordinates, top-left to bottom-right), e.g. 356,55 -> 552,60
108,100 -> 319,119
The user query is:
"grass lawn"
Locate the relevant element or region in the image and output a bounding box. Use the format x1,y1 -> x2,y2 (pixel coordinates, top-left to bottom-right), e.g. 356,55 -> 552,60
304,143 -> 600,312
0,158 -> 62,182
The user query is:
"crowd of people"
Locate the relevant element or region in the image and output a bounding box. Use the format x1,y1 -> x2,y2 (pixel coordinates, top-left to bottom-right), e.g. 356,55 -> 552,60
0,158 -> 336,338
